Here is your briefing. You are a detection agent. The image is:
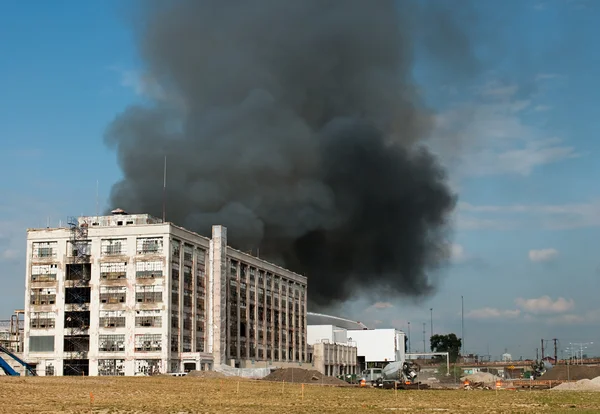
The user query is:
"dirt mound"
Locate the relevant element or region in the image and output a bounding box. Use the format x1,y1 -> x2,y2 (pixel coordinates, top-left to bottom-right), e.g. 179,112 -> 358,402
187,370 -> 226,378
461,372 -> 499,384
552,377 -> 600,391
262,368 -> 347,386
541,365 -> 600,381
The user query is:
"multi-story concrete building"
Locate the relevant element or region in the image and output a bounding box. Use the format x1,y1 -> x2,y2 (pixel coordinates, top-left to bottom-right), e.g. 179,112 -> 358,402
24,209 -> 307,376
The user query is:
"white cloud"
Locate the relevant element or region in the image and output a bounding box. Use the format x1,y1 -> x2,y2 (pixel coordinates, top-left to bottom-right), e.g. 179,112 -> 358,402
457,200 -> 600,230
430,77 -> 578,179
371,302 -> 394,310
515,295 -> 574,315
528,248 -> 559,263
449,243 -> 465,262
0,249 -> 19,261
465,307 -> 521,320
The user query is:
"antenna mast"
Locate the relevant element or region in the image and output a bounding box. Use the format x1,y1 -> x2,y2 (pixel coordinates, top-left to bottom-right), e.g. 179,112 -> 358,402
162,155 -> 167,222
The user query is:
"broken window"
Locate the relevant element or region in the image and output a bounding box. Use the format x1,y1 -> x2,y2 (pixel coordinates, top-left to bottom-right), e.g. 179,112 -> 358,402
101,262 -> 127,280
135,285 -> 163,303
98,359 -> 125,376
67,240 -> 91,257
32,241 -> 57,259
98,334 -> 125,352
30,312 -> 56,329
171,239 -> 181,261
30,288 -> 56,305
135,334 -> 162,352
183,244 -> 193,262
136,261 -> 162,279
31,264 -> 57,282
135,359 -> 161,375
100,286 -> 126,304
101,239 -> 127,256
99,310 -> 126,328
136,237 -> 163,255
135,310 -> 162,327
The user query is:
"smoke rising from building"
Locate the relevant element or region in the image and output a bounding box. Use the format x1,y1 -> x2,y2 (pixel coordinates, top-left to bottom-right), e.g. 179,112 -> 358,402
106,0 -> 463,308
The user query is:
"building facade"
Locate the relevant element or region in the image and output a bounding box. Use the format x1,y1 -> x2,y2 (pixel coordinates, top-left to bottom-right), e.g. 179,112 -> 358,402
24,210 -> 307,376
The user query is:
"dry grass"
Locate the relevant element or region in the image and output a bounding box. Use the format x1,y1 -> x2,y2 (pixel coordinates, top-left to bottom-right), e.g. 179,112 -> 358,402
1,376 -> 600,413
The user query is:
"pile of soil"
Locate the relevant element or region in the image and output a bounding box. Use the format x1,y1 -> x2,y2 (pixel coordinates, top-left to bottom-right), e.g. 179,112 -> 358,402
541,365 -> 600,381
552,376 -> 600,391
461,372 -> 500,384
262,368 -> 347,386
187,370 -> 226,378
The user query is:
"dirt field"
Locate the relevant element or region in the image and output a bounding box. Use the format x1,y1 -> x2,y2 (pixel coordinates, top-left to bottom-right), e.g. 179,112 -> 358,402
2,376 -> 600,413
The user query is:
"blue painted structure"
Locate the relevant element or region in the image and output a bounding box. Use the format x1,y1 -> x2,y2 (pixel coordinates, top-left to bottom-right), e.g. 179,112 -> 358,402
0,344 -> 36,376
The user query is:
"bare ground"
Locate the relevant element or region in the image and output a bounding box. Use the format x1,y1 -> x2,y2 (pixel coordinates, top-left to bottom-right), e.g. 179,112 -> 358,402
2,376 -> 600,413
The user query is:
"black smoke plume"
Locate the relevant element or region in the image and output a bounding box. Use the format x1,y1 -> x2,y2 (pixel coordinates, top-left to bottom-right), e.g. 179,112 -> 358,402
106,0 -> 461,308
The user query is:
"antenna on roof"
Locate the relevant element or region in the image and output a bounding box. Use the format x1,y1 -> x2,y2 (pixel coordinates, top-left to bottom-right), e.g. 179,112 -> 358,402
162,155 -> 167,223
95,179 -> 99,220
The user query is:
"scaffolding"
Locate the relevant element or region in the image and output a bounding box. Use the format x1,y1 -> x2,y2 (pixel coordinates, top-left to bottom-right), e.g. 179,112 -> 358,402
63,217 -> 91,376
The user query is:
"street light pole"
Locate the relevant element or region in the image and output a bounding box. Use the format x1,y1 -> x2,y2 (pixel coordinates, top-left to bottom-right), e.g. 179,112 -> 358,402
461,296 -> 465,357
430,308 -> 433,340
407,322 -> 411,353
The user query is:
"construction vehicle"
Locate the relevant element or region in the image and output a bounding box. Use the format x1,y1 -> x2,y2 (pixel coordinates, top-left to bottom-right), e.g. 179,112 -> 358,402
359,367 -> 384,385
359,360 -> 428,389
531,360 -> 552,379
0,344 -> 37,376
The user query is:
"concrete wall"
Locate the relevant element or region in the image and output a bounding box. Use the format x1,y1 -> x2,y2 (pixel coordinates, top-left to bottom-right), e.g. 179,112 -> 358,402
312,342 -> 357,376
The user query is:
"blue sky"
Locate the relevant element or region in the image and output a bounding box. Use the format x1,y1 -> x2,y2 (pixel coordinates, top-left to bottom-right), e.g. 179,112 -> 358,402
1,0 -> 600,360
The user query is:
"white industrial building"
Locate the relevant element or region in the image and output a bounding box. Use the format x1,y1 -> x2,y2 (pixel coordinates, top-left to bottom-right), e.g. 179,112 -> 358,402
24,210 -> 307,376
306,312 -> 406,376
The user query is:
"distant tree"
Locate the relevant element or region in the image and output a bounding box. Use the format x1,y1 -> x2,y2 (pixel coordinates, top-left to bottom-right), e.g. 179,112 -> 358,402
430,333 -> 462,363
405,335 -> 409,351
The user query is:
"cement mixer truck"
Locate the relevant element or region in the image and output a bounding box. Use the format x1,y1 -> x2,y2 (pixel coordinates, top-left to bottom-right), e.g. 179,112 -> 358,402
360,360 -> 428,389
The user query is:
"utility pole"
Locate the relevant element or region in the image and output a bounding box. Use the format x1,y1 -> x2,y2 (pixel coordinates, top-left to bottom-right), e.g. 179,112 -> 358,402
536,348 -> 539,361
541,339 -> 545,360
423,322 -> 426,352
407,322 -> 411,353
553,338 -> 558,363
461,296 -> 465,357
430,308 -> 433,340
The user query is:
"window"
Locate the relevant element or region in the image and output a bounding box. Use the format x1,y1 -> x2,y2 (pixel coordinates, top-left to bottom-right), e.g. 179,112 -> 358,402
31,264 -> 57,282
100,286 -> 126,304
101,239 -> 127,256
183,244 -> 193,262
32,242 -> 57,259
135,359 -> 161,375
99,334 -> 125,352
135,285 -> 162,303
170,335 -> 179,352
182,335 -> 191,352
30,312 -> 55,329
101,262 -> 127,280
136,237 -> 163,255
67,240 -> 91,257
136,310 -> 162,327
29,336 -> 54,352
136,261 -> 163,278
135,334 -> 162,352
45,364 -> 54,376
99,310 -> 126,328
197,248 -> 206,265
30,288 -> 56,305
171,239 -> 180,261
98,359 -> 125,376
